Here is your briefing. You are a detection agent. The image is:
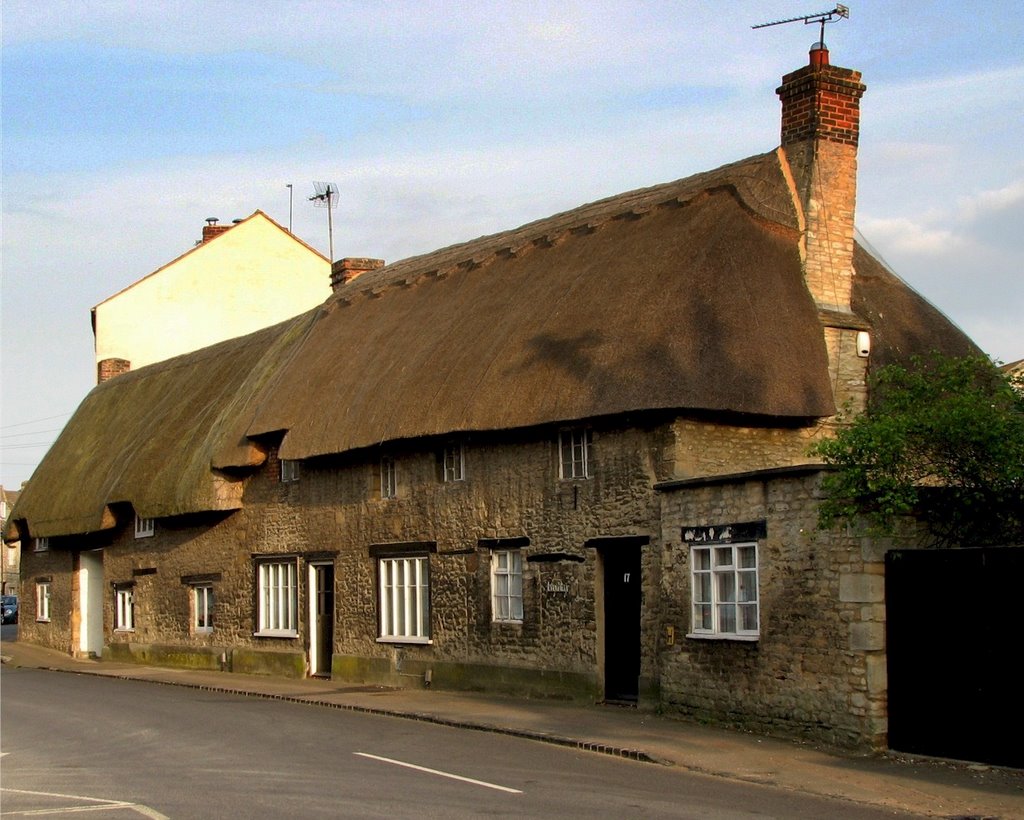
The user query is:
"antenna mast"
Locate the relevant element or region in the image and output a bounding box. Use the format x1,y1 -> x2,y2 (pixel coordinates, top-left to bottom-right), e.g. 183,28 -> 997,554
752,4 -> 849,47
309,181 -> 339,261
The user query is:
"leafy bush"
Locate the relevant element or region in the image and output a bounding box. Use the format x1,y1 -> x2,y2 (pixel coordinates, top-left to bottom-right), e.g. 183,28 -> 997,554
811,354 -> 1024,547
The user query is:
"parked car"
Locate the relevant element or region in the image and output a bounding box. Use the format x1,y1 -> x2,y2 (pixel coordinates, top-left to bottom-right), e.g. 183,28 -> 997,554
2,595 -> 18,624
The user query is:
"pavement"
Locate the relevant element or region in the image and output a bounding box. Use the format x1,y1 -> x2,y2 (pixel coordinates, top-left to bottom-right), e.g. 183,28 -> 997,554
2,636 -> 1022,819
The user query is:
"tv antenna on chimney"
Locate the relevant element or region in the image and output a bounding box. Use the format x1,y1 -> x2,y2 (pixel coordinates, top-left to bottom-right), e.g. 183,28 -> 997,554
753,4 -> 849,47
309,181 -> 339,262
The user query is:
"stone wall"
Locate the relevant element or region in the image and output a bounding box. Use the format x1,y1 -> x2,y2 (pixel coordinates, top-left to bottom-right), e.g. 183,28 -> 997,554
673,418 -> 820,479
18,408 -> 911,750
18,547 -> 73,654
656,470 -> 889,748
98,508 -> 308,674
241,421 -> 666,693
26,419 -> 668,692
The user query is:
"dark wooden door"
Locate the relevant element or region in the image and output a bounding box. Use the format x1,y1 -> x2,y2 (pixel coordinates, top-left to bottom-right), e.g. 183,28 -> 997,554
313,564 -> 334,677
886,547 -> 1023,767
603,545 -> 641,702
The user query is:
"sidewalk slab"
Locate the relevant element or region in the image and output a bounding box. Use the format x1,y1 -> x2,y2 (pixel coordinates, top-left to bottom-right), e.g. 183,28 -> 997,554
3,638 -> 1022,818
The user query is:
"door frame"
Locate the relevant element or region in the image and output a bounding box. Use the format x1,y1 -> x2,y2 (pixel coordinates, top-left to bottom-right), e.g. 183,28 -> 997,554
590,536 -> 648,703
77,549 -> 104,658
307,560 -> 335,678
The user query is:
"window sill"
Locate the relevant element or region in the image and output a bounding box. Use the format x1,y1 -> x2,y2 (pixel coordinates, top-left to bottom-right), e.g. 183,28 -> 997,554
35,618 -> 50,623
254,629 -> 299,639
686,632 -> 759,642
114,628 -> 135,633
491,619 -> 524,626
377,636 -> 432,645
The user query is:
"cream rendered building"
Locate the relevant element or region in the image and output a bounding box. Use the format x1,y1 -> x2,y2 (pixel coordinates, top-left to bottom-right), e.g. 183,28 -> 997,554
92,211 -> 330,381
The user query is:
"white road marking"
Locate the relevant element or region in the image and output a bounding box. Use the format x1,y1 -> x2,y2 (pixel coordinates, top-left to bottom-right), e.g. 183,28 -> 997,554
354,752 -> 523,794
0,787 -> 168,818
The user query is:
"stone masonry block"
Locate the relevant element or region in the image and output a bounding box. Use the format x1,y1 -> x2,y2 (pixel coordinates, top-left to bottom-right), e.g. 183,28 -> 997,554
849,621 -> 885,652
839,573 -> 884,603
860,537 -> 892,563
865,654 -> 887,695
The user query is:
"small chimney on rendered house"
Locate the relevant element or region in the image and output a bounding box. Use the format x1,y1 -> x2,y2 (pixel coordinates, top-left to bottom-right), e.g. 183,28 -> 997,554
97,357 -> 131,383
777,45 -> 866,313
201,217 -> 233,244
331,257 -> 386,292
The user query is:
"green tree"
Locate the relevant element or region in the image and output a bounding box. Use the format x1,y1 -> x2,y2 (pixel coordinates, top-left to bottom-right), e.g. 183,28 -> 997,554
811,354 -> 1024,547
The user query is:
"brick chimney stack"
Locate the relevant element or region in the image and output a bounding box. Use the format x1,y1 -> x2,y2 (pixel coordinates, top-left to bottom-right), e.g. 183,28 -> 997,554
777,45 -> 866,313
331,257 -> 386,291
201,218 -> 233,244
97,357 -> 131,383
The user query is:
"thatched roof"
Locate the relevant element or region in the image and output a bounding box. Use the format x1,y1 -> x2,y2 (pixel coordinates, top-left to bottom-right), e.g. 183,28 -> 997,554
9,313 -> 317,539
851,244 -> 982,367
243,152 -> 831,462
8,149 -> 979,539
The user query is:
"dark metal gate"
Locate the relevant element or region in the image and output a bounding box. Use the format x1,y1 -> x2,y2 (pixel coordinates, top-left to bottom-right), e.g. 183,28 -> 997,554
886,547 -> 1023,767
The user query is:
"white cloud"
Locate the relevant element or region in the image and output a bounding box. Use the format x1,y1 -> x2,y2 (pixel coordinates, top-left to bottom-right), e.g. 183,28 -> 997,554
858,216 -> 962,256
957,179 -> 1024,223
870,65 -> 1024,117
0,1 -> 805,103
871,141 -> 953,166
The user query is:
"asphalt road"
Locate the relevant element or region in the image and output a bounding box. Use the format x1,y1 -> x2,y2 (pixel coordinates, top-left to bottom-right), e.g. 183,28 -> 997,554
1,666 -> 918,819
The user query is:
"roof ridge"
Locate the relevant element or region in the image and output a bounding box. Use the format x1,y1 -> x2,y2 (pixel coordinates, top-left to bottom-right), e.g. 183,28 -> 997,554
328,151 -> 788,307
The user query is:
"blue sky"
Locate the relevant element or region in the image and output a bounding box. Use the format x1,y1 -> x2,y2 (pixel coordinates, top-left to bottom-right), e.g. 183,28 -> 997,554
2,1 -> 1022,488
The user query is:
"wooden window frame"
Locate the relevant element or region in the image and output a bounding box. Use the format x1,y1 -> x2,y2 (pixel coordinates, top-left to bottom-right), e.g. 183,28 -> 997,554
689,542 -> 759,641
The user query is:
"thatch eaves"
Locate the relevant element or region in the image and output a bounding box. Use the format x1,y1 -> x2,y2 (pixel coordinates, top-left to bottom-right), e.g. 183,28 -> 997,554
9,312 -> 317,539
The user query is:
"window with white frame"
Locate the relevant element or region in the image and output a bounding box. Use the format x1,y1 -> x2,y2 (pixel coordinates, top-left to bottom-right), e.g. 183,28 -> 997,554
381,455 -> 397,499
280,459 -> 300,483
558,428 -> 592,479
378,555 -> 430,642
134,516 -> 155,538
690,542 -> 759,639
491,550 -> 524,623
115,585 -> 135,631
36,581 -> 51,622
34,536 -> 49,552
193,584 -> 214,634
256,559 -> 297,636
441,442 -> 465,482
